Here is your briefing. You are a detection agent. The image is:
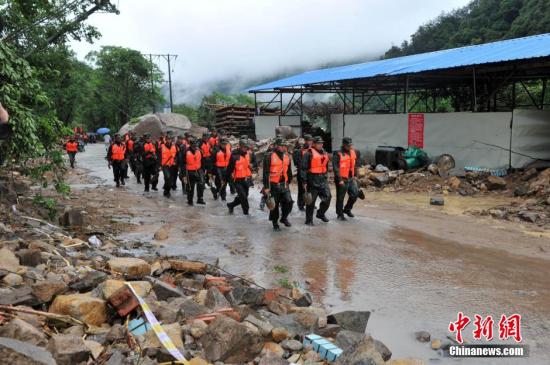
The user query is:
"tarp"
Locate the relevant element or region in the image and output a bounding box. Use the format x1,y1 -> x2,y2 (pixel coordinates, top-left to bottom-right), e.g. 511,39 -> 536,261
248,33 -> 550,92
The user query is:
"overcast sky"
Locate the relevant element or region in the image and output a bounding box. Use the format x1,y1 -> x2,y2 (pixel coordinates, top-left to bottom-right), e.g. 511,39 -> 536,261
72,0 -> 471,103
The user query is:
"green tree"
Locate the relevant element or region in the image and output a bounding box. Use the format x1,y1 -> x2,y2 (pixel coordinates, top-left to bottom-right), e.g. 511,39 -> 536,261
84,46 -> 164,131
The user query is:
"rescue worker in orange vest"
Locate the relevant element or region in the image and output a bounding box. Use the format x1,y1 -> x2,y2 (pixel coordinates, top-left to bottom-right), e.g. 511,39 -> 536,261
293,134 -> 313,211
160,138 -> 177,198
107,134 -> 127,187
301,136 -> 331,225
126,135 -> 137,180
333,137 -> 360,220
183,137 -> 206,205
175,135 -> 188,194
213,138 -> 231,201
225,139 -> 254,215
198,132 -> 215,197
141,134 -> 157,193
208,129 -> 218,147
65,136 -> 79,168
263,138 -> 294,231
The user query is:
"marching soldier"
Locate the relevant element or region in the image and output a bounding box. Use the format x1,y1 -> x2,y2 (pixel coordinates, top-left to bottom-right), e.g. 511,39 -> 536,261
183,137 -> 206,205
160,137 -> 177,198
213,138 -> 232,201
263,138 -> 293,231
333,137 -> 360,220
293,134 -> 313,211
107,134 -> 127,187
301,136 -> 331,225
141,134 -> 157,193
226,139 -> 254,215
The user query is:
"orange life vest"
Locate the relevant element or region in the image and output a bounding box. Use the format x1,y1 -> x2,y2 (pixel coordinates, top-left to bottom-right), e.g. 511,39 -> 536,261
225,143 -> 232,156
186,150 -> 202,171
127,139 -> 135,152
338,149 -> 357,179
111,144 -> 126,161
208,136 -> 218,147
233,154 -> 251,179
66,141 -> 78,153
143,142 -> 156,157
161,144 -> 177,166
308,148 -> 328,174
269,152 -> 290,184
200,142 -> 211,158
216,149 -> 230,168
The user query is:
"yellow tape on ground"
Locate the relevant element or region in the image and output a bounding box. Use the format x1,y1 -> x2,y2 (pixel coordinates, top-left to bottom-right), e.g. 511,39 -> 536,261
125,282 -> 190,365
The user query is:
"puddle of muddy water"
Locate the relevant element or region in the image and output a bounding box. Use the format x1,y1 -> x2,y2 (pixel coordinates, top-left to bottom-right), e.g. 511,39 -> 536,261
79,144 -> 549,364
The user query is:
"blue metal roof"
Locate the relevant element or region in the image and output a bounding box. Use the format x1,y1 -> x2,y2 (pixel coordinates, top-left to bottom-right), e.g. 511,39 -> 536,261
247,33 -> 550,92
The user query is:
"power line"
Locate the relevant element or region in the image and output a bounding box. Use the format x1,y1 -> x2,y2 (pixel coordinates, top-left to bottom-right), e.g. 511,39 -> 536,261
144,53 -> 178,113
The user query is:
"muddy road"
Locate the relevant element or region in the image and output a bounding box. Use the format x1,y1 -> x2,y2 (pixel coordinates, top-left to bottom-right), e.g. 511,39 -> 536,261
73,144 -> 550,364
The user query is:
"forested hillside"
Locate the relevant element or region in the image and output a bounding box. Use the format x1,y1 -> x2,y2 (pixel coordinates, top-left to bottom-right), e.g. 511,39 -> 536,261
385,0 -> 550,58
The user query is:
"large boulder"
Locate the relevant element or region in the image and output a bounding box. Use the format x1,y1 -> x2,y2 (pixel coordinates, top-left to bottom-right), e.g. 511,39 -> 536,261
119,113 -> 202,140
201,316 -> 264,363
328,311 -> 370,333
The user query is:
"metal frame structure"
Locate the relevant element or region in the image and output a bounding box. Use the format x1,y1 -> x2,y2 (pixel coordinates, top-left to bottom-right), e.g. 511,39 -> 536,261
250,57 -> 550,116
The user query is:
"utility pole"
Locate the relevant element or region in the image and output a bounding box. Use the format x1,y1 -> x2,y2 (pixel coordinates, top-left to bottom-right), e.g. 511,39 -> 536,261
143,53 -> 178,113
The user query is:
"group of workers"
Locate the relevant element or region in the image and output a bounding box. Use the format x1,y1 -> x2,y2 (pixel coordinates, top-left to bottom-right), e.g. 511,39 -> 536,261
73,128 -> 361,230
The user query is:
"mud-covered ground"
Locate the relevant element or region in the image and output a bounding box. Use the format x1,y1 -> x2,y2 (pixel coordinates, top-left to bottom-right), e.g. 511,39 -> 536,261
69,143 -> 550,364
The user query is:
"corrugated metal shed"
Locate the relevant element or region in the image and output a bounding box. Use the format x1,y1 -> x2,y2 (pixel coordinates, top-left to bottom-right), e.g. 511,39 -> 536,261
247,33 -> 550,92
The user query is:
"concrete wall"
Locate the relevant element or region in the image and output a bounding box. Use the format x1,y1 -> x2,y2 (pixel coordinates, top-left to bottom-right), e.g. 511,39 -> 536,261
331,112 -> 517,169
511,109 -> 550,168
280,115 -> 301,137
254,116 -> 280,140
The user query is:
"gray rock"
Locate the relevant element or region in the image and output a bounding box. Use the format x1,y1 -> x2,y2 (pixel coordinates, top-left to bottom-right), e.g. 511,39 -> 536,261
69,270 -> 108,292
281,339 -> 303,352
16,249 -> 43,267
147,277 -> 184,300
205,287 -> 231,309
414,330 -> 431,342
245,315 -> 274,337
106,350 -> 128,365
429,197 -> 444,206
373,339 -> 392,361
0,286 -> 40,306
0,247 -> 20,273
106,324 -> 126,343
266,313 -> 309,337
61,209 -> 87,227
335,330 -> 366,350
227,285 -> 265,306
519,211 -> 539,223
335,335 -> 385,365
316,323 -> 342,338
514,185 -> 529,197
0,318 -> 47,346
201,316 -> 264,363
177,298 -> 210,320
328,311 -> 370,333
486,175 -> 507,190
47,334 -> 91,365
293,292 -> 313,307
259,351 -> 290,365
0,337 -> 56,365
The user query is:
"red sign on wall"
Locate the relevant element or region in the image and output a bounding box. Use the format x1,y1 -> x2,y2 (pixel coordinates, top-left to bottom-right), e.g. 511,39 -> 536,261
408,113 -> 425,148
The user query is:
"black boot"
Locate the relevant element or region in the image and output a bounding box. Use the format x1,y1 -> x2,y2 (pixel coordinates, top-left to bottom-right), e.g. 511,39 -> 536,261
273,223 -> 281,232
344,209 -> 355,218
305,220 -> 314,226
197,199 -> 206,205
227,203 -> 234,214
316,213 -> 329,222
337,214 -> 347,221
280,218 -> 292,227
